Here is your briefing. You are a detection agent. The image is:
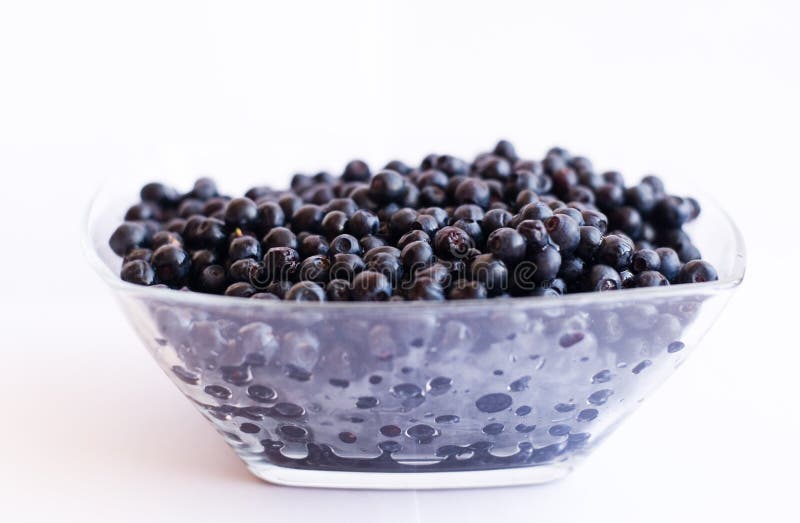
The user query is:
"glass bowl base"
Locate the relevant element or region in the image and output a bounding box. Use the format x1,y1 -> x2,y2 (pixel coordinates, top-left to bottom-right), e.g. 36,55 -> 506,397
243,460 -> 573,489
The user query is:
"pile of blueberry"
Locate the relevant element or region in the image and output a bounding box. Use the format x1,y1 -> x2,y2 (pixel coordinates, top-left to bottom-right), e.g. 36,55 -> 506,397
109,141 -> 718,300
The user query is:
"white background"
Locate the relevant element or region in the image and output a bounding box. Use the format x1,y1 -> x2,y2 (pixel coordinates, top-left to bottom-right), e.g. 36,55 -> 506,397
1,1 -> 798,522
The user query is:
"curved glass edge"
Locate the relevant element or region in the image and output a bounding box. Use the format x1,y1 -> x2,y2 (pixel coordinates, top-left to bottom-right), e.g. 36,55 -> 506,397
243,461 -> 573,489
83,177 -> 746,313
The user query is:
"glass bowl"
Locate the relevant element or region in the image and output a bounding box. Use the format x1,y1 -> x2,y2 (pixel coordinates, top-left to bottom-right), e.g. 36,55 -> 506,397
84,178 -> 745,489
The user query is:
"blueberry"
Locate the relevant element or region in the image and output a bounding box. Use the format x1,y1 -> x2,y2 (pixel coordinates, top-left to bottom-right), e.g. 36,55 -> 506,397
635,270 -> 669,287
389,208 -> 419,238
320,210 -> 349,240
632,248 -> 661,273
549,424 -> 571,437
356,396 -> 379,409
197,264 -> 228,293
338,431 -> 357,444
178,198 -> 204,218
587,389 -> 614,405
453,204 -> 484,222
625,183 -> 656,214
677,260 -> 718,284
515,405 -> 532,416
479,156 -> 512,181
516,219 -> 551,253
140,182 -> 179,207
109,222 -> 149,256
586,264 -> 621,292
329,234 -> 362,256
221,363 -> 253,385
656,247 -> 681,281
120,260 -> 156,285
452,218 -> 483,247
493,139 -> 519,162
291,204 -> 324,234
597,234 -> 634,271
330,253 -> 365,281
436,154 -> 469,176
558,255 -> 586,283
286,281 -> 326,301
204,384 -> 232,400
405,277 -> 445,301
482,208 -> 513,236
487,227 -> 527,264
608,206 -> 643,239
125,202 -> 159,221
192,218 -> 227,251
475,393 -> 513,413
123,248 -> 153,264
325,278 -> 351,301
225,282 -> 257,297
263,247 -> 300,281
581,210 -> 608,233
397,230 -> 431,250
544,214 -> 580,254
228,235 -> 261,262
151,230 -> 183,250
454,178 -> 490,208
151,244 -> 191,287
410,213 -> 440,237
351,271 -> 392,301
378,441 -> 402,453
191,177 -> 219,200
400,240 -> 434,270
592,370 -> 613,383
667,341 -> 685,353
297,255 -> 331,284
576,225 -> 603,260
228,258 -> 264,283
380,425 -> 402,437
247,384 -> 278,403
651,196 -> 694,228
427,376 -> 452,395
482,423 -> 504,435
420,206 -> 449,228
508,376 -> 531,392
365,252 -> 404,284
384,159 -> 411,175
470,254 -> 508,295
448,280 -> 488,300
224,197 -> 258,230
595,183 -> 625,210
359,235 -> 384,252
529,246 -> 562,283
516,201 -> 554,223
299,234 -> 330,257
566,185 -> 595,205
368,170 -> 405,204
620,269 -> 635,288
277,425 -> 308,441
342,159 -> 371,182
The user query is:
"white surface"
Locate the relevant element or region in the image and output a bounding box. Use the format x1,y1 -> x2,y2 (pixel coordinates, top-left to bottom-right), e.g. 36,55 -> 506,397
0,1 -> 798,522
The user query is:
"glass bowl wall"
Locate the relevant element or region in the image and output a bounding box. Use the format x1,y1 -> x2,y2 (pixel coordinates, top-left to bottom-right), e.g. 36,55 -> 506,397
86,178 -> 744,489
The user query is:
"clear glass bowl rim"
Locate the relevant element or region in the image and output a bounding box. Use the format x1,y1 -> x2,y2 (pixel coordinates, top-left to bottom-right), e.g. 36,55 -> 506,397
83,180 -> 746,312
